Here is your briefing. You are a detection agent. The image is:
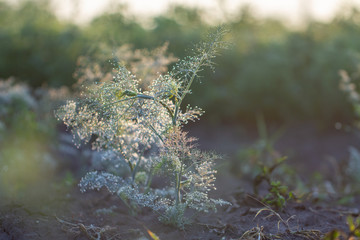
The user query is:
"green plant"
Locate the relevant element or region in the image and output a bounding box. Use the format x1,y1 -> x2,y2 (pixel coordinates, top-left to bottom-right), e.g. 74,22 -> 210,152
348,216 -> 360,238
252,156 -> 287,195
252,154 -> 294,210
56,26 -> 230,228
233,113 -> 285,178
324,216 -> 360,240
235,113 -> 295,209
263,180 -> 294,210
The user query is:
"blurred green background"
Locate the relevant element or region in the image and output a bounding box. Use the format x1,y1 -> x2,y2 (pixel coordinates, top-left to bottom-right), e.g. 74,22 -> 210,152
1,0 -> 360,126
2,0 -> 360,207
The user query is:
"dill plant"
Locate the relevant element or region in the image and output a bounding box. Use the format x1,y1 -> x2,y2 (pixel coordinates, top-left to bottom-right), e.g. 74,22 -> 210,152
56,27 -> 229,228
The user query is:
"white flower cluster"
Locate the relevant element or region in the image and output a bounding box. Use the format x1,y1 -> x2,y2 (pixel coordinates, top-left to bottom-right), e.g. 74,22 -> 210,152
339,70 -> 360,103
347,147 -> 360,183
185,191 -> 230,213
79,171 -> 171,211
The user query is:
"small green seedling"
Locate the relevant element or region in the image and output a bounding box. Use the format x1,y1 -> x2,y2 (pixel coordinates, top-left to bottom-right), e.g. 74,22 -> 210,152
253,156 -> 287,195
263,180 -> 294,210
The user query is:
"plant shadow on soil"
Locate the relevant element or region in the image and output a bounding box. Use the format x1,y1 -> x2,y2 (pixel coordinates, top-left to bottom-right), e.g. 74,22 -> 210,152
1,122 -> 360,240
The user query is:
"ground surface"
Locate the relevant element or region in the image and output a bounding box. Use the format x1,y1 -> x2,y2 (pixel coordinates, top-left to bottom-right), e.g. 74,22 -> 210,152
1,122 -> 359,240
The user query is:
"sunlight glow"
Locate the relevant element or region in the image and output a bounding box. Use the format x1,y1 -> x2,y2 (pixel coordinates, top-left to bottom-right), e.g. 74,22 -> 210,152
49,0 -> 360,26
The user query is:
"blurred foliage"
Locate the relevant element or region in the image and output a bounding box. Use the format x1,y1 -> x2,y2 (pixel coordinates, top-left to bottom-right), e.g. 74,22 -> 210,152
0,78 -> 59,199
2,1 -> 360,125
190,7 -> 360,125
0,0 -> 85,87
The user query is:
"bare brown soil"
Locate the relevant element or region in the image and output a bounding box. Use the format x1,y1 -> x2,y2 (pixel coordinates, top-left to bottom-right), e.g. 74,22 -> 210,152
1,123 -> 359,240
0,177 -> 358,240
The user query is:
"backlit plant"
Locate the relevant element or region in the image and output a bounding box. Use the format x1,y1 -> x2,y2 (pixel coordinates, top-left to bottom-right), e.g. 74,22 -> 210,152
339,69 -> 360,193
56,27 -> 229,228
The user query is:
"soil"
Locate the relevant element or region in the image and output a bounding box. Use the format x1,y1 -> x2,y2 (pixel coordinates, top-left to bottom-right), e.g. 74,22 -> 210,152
1,122 -> 359,240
